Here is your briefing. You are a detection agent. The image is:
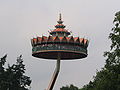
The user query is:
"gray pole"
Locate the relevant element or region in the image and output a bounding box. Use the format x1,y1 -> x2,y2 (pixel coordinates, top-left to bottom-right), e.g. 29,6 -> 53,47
46,53 -> 61,90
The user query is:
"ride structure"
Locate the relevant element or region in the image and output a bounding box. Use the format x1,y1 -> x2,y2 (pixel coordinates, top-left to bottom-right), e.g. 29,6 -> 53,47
31,14 -> 89,90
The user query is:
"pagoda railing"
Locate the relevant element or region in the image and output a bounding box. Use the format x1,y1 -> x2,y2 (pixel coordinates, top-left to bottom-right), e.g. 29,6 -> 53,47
32,44 -> 87,54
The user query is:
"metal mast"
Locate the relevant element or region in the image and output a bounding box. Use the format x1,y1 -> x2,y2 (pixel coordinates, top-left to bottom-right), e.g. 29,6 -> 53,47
46,53 -> 61,90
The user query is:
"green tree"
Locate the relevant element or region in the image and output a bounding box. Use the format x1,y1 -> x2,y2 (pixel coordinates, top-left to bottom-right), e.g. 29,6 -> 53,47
103,11 -> 120,90
0,55 -> 31,90
80,11 -> 120,90
60,84 -> 80,90
0,54 -> 7,90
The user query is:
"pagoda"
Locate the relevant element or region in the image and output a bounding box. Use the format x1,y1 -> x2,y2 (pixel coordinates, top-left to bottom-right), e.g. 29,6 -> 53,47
31,14 -> 89,90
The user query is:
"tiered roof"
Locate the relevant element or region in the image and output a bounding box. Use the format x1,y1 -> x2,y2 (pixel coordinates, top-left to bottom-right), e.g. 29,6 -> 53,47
50,13 -> 70,35
31,14 -> 89,48
31,36 -> 88,47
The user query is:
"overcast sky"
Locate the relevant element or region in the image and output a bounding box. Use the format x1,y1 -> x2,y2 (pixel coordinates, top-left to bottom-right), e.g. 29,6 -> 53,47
0,0 -> 120,90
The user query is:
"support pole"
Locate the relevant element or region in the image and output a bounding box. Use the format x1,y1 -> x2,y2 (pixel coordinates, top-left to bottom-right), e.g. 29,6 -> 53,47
46,53 -> 61,90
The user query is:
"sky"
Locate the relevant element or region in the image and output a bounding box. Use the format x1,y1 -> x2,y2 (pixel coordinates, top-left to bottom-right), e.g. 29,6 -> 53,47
0,0 -> 120,90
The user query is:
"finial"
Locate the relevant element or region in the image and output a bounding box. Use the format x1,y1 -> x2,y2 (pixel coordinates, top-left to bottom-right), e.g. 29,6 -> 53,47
59,13 -> 62,21
57,13 -> 63,24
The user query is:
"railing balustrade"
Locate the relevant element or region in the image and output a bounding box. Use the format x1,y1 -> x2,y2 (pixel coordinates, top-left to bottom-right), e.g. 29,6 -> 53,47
32,44 -> 87,53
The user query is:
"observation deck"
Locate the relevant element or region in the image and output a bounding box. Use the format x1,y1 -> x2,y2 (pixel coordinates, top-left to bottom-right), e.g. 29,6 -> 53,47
31,14 -> 89,60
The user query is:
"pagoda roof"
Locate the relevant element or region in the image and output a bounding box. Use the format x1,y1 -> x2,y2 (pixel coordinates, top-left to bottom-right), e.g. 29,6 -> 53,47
50,28 -> 70,34
32,36 -> 88,46
49,14 -> 71,35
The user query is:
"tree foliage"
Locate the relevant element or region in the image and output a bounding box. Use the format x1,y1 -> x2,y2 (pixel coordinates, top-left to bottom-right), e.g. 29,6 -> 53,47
0,55 -> 31,90
80,11 -> 120,90
60,84 -> 80,90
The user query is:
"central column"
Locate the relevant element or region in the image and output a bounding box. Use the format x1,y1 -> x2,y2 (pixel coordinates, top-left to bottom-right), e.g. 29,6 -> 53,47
46,53 -> 61,90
